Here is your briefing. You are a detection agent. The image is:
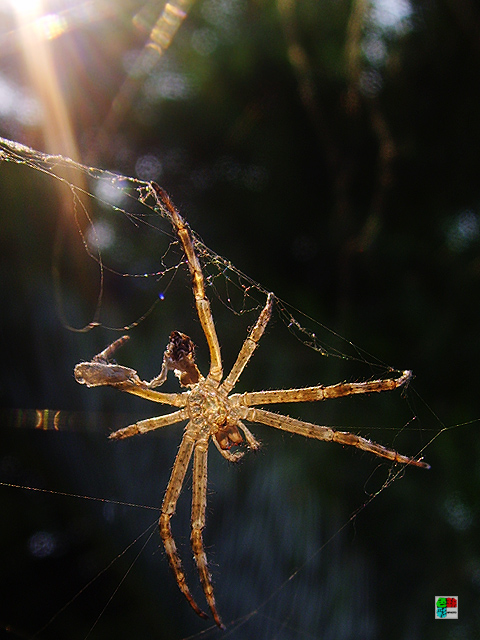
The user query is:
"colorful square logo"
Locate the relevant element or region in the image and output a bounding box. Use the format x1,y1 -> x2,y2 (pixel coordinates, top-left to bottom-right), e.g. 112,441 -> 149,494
435,596 -> 458,619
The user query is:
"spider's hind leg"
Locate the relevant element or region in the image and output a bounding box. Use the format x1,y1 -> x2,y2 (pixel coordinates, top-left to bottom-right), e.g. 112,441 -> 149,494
237,420 -> 261,451
212,419 -> 260,462
159,514 -> 209,620
191,440 -> 225,629
160,430 -> 209,621
212,436 -> 244,462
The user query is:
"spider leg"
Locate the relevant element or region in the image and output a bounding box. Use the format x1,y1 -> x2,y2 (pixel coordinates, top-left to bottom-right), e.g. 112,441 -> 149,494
234,370 -> 412,406
150,183 -> 223,383
92,335 -> 131,363
212,436 -> 245,462
159,428 -> 208,620
236,420 -> 261,451
191,439 -> 225,629
221,293 -> 274,394
241,407 -> 430,469
75,335 -> 187,407
109,408 -> 188,440
144,362 -> 169,389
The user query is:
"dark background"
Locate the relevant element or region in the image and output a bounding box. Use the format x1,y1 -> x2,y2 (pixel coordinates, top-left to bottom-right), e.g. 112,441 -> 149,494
1,1 -> 479,638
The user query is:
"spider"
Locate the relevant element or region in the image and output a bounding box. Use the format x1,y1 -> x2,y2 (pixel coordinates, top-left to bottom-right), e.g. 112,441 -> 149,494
74,182 -> 430,629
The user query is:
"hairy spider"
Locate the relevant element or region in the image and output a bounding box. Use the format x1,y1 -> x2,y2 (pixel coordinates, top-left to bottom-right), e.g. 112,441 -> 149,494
74,183 -> 429,629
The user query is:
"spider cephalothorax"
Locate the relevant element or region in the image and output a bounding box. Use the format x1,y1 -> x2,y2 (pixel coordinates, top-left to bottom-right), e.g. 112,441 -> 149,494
74,182 -> 429,629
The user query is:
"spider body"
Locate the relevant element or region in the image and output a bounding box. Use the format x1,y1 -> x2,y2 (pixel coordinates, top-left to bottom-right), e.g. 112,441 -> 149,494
74,183 -> 429,629
189,382 -> 234,443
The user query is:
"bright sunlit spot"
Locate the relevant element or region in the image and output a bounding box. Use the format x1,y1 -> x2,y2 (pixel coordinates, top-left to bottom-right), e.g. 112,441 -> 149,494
371,0 -> 412,30
6,0 -> 43,15
5,0 -> 83,39
34,12 -> 69,40
6,0 -> 82,159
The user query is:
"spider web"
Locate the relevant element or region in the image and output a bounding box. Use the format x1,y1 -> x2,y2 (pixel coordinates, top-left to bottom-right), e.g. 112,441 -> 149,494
0,136 -> 446,640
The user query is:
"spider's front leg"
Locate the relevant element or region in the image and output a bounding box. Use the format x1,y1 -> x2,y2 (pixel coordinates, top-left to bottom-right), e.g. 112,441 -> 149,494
149,182 -> 223,383
74,335 -> 187,406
